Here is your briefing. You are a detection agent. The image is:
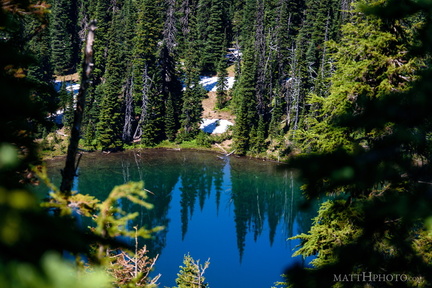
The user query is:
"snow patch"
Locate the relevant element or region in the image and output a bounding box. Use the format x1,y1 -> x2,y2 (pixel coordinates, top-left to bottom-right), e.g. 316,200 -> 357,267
66,84 -> 80,94
54,80 -> 80,95
199,76 -> 235,92
200,118 -> 233,134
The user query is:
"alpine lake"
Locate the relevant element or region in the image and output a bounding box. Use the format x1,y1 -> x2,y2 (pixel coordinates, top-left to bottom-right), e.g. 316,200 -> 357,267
35,149 -> 318,288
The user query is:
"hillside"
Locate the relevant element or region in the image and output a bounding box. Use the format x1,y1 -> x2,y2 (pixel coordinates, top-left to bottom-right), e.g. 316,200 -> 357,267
36,0 -> 359,154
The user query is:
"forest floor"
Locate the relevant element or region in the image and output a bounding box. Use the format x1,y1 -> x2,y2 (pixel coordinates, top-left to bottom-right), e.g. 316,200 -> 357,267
200,65 -> 236,153
202,91 -> 235,122
201,91 -> 235,153
55,73 -> 79,82
200,65 -> 236,122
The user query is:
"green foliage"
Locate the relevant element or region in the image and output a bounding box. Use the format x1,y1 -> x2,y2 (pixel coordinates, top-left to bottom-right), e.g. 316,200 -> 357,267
165,93 -> 178,141
290,200 -> 363,267
196,131 -> 212,148
297,2 -> 420,153
94,182 -> 163,240
58,83 -> 74,128
0,252 -> 111,288
179,75 -> 205,141
216,58 -> 229,109
175,254 -> 210,288
38,166 -> 164,284
285,1 -> 432,287
249,115 -> 267,154
232,43 -> 257,155
96,7 -> 132,150
39,173 -> 163,240
50,0 -> 79,75
132,0 -> 166,146
199,0 -> 226,74
37,0 -> 353,155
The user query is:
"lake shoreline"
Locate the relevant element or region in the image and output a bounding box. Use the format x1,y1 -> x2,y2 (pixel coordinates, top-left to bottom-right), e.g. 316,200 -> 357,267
42,145 -> 291,164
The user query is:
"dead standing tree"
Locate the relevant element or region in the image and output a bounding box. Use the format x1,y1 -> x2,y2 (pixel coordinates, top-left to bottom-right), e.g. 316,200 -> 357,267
122,75 -> 134,142
60,21 -> 96,196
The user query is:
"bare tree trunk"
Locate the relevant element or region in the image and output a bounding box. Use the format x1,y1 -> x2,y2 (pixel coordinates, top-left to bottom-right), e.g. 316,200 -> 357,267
133,64 -> 152,140
180,0 -> 192,38
320,12 -> 330,80
292,76 -> 301,132
163,0 -> 177,56
60,21 -> 96,196
282,42 -> 303,139
341,0 -> 354,22
122,75 -> 134,142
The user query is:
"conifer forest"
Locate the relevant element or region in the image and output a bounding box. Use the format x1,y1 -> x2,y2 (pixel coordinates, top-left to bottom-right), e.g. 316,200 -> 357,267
3,0 -> 432,287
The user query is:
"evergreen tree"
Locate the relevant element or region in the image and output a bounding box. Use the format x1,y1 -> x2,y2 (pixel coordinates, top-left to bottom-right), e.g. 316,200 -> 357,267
0,1 -> 53,186
161,0 -> 184,142
250,115 -> 267,153
90,0 -> 112,80
201,0 -> 226,74
24,12 -> 57,133
50,0 -> 79,75
177,0 -> 199,61
215,57 -> 228,109
238,0 -> 256,46
175,254 -> 210,288
131,0 -> 166,146
179,70 -> 205,141
82,85 -> 99,148
232,43 -> 257,155
268,0 -> 305,139
119,0 -> 137,144
165,93 -> 177,141
296,3 -> 419,153
254,0 -> 268,119
178,6 -> 205,141
285,1 -> 432,287
58,83 -> 74,129
81,0 -> 112,147
96,4 -> 133,150
278,0 -> 343,145
25,13 -> 54,85
195,0 -> 211,71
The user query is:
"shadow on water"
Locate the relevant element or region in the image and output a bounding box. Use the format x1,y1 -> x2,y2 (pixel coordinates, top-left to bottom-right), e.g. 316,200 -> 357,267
36,150 -> 318,288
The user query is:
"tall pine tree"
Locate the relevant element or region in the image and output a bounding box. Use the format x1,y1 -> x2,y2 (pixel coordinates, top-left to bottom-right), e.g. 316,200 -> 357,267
96,2 -> 134,150
132,0 -> 166,146
50,0 -> 79,75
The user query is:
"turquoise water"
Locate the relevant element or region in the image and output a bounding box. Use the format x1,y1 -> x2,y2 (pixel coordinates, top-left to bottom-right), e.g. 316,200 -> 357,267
38,149 -> 316,288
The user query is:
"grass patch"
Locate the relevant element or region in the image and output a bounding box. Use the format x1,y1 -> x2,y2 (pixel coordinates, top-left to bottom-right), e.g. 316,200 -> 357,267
123,139 -> 218,151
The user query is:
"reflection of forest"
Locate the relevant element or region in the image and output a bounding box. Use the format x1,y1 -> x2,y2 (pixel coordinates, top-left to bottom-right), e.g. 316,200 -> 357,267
229,158 -> 315,260
38,150 -> 316,260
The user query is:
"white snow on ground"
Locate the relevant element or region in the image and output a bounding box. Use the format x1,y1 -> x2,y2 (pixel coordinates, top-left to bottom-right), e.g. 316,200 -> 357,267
54,81 -> 80,95
200,118 -> 233,134
199,76 -> 235,92
66,83 -> 80,94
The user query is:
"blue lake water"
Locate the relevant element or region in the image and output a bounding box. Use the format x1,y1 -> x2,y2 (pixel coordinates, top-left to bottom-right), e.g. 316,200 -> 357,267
38,149 -> 317,288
